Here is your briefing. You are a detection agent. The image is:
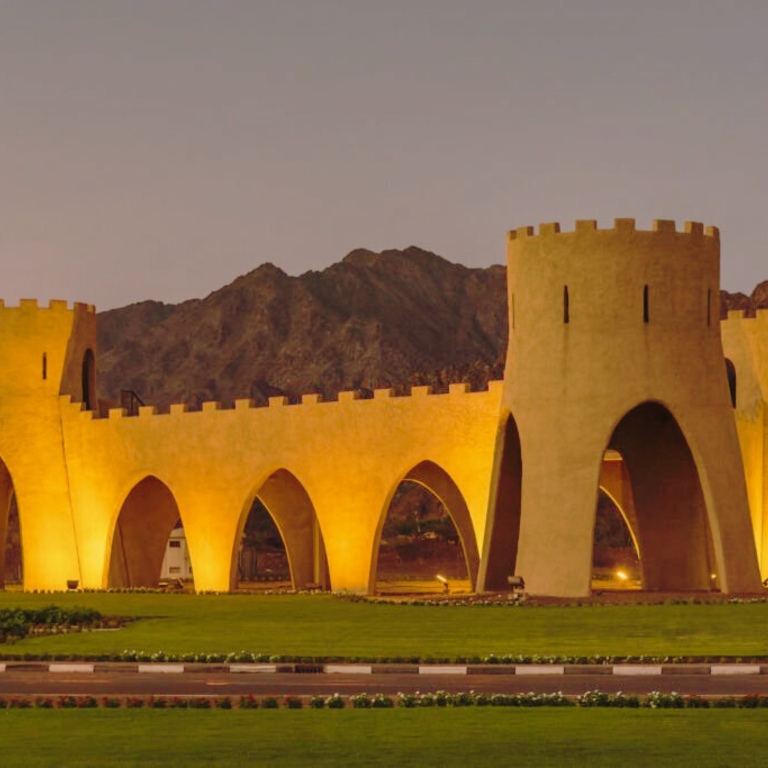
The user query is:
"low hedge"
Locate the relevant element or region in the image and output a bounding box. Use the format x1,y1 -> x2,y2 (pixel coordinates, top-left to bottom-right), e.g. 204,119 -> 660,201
1,691 -> 768,710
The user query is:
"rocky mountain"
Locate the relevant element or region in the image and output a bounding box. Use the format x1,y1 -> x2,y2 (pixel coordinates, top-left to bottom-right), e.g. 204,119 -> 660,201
97,247 -> 507,407
96,247 -> 766,408
720,281 -> 768,318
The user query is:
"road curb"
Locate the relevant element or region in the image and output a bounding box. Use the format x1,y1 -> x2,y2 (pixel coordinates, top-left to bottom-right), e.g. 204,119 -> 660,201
0,662 -> 767,676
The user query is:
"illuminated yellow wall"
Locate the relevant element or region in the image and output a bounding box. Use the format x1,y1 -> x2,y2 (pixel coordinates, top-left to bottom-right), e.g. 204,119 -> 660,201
721,310 -> 768,579
0,218 -> 765,597
0,308 -> 501,592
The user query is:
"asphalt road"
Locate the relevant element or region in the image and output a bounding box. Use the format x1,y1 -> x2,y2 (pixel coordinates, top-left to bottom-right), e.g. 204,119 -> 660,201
2,671 -> 768,697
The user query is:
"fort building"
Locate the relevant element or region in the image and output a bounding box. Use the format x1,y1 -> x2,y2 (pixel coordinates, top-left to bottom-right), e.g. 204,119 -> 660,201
0,220 -> 765,597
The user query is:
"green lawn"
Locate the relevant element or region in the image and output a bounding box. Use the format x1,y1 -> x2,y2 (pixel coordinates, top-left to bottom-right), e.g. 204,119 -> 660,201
1,592 -> 768,658
0,709 -> 765,766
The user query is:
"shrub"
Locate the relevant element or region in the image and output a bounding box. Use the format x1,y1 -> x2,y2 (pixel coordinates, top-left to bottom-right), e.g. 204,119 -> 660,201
645,691 -> 684,709
262,697 -> 279,709
396,692 -> 417,708
452,692 -> 475,707
309,696 -> 325,709
216,697 -> 233,710
284,696 -> 302,709
239,695 -> 259,710
350,693 -> 372,709
326,694 -> 345,709
372,694 -> 393,709
101,697 -> 122,709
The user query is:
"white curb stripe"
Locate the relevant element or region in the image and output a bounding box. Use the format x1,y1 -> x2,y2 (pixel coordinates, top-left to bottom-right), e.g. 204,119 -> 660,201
418,666 -> 467,675
612,666 -> 662,676
711,665 -> 761,676
325,665 -> 373,674
514,666 -> 565,675
49,663 -> 94,673
137,664 -> 185,674
229,664 -> 277,674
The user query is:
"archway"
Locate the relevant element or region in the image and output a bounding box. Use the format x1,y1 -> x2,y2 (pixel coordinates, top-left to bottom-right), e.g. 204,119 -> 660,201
107,476 -> 186,588
598,402 -> 716,592
592,490 -> 641,589
593,451 -> 642,589
373,461 -> 479,595
0,459 -> 21,589
479,413 -> 523,591
233,469 -> 330,591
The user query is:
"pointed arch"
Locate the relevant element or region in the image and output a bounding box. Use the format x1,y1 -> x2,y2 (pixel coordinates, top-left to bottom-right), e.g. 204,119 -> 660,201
370,460 -> 480,594
596,401 -> 716,591
106,475 -> 187,588
231,468 -> 330,592
0,457 -> 21,589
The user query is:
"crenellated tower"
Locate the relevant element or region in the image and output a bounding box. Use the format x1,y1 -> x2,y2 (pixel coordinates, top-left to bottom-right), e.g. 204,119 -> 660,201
0,300 -> 97,589
479,219 -> 762,596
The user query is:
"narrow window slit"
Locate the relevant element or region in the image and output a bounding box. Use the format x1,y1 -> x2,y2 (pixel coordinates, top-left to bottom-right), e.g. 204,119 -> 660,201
643,285 -> 649,323
563,286 -> 569,324
42,353 -> 47,380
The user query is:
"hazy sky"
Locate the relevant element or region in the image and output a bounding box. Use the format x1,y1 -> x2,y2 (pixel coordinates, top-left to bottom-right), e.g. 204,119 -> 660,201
1,1 -> 767,310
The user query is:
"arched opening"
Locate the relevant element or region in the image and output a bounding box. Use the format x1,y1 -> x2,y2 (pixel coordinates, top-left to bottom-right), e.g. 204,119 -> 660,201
597,402 -> 716,592
81,349 -> 96,411
373,461 -> 479,595
725,359 -> 737,408
107,476 -> 187,588
593,451 -> 642,590
0,459 -> 22,589
233,469 -> 330,592
479,414 -> 523,591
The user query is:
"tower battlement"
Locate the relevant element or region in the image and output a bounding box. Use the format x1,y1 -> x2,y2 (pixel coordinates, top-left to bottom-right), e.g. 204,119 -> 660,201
0,298 -> 96,314
507,218 -> 719,241
505,217 -> 721,343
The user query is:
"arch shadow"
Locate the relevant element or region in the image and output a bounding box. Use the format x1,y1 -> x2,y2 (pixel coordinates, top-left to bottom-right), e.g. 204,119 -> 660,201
231,469 -> 330,592
370,460 -> 481,594
478,413 -> 523,591
106,475 -> 187,589
597,401 -> 716,592
725,358 -> 737,408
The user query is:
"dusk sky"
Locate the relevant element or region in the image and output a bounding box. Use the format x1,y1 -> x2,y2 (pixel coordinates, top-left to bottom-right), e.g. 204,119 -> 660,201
2,1 -> 767,310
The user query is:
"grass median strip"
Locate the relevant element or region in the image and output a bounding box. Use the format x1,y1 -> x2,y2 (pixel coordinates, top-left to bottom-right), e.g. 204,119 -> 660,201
1,593 -> 768,659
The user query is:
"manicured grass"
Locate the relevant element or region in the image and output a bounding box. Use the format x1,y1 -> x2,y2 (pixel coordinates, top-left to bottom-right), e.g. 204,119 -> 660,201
0,709 -> 766,766
1,592 -> 768,658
